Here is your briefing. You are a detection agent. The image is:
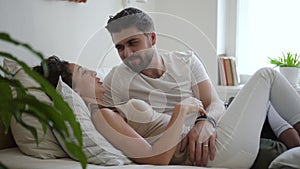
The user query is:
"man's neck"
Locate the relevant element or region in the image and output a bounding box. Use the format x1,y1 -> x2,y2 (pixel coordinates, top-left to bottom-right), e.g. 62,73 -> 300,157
142,68 -> 164,78
141,54 -> 165,78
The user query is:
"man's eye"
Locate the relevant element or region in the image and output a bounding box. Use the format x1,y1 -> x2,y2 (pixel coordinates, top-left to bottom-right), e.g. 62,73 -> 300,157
116,45 -> 123,51
129,41 -> 137,46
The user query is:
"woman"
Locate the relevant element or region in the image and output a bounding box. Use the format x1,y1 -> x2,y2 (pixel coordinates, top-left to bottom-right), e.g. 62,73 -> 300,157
34,56 -> 300,168
33,56 -> 205,165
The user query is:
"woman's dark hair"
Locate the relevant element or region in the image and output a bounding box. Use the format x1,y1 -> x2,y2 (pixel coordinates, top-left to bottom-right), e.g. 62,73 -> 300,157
33,55 -> 73,88
105,7 -> 154,34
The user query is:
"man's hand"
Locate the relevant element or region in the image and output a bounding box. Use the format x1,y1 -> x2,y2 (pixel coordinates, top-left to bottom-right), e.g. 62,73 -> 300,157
180,120 -> 216,166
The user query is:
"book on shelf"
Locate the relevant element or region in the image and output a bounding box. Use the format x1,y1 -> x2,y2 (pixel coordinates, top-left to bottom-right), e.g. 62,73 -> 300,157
218,56 -> 239,86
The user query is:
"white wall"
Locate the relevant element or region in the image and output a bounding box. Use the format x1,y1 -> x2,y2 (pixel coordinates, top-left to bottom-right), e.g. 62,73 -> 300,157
152,0 -> 218,84
0,0 -> 218,84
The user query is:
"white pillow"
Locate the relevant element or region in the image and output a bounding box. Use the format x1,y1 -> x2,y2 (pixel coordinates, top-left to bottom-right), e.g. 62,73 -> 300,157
269,147 -> 300,169
3,58 -> 67,158
55,77 -> 132,165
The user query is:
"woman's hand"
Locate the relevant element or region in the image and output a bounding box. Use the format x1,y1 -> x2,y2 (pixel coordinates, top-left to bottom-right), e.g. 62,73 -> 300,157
176,97 -> 206,115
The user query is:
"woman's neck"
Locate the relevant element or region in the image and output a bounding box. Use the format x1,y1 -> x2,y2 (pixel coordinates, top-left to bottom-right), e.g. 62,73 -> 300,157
81,96 -> 106,106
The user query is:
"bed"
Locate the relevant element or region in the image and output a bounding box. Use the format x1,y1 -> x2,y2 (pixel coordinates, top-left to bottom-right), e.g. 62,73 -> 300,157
0,58 -> 227,169
0,148 -> 225,169
1,58 -> 300,169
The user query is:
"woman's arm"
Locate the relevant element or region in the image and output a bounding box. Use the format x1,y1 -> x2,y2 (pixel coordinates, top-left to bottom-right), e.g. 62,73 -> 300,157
91,98 -> 201,165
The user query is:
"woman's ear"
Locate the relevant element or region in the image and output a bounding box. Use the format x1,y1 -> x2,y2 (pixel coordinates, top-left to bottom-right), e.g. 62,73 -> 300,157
74,88 -> 80,95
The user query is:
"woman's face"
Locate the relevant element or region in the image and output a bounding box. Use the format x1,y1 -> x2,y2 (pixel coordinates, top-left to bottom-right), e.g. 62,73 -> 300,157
68,63 -> 106,100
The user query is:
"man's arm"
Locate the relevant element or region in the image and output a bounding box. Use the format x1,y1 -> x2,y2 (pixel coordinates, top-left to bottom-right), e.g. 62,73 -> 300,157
181,79 -> 225,166
194,79 -> 225,122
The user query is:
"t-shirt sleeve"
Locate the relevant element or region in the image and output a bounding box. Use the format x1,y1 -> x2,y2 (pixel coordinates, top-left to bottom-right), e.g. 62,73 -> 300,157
102,67 -> 124,106
190,51 -> 209,86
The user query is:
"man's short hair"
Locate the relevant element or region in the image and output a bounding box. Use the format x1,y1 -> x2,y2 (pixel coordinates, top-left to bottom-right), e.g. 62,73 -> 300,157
106,7 -> 154,34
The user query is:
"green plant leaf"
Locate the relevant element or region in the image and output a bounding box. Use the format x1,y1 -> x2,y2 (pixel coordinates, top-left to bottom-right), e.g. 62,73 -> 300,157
0,52 -> 82,139
0,162 -> 8,169
268,51 -> 300,68
0,32 -> 87,169
0,78 -> 13,134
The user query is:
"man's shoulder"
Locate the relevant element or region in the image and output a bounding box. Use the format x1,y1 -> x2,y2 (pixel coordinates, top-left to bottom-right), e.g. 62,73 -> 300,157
107,64 -> 129,74
162,50 -> 196,64
173,50 -> 195,57
162,50 -> 195,60
103,64 -> 129,81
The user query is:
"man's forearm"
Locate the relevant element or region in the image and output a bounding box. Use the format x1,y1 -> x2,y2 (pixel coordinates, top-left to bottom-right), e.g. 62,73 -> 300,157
205,100 -> 225,123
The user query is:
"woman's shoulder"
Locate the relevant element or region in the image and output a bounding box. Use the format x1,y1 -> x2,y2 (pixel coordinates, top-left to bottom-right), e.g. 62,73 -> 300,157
88,103 -> 118,113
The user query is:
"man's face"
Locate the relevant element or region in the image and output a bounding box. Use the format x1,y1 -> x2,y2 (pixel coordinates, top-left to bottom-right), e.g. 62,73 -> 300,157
112,27 -> 156,72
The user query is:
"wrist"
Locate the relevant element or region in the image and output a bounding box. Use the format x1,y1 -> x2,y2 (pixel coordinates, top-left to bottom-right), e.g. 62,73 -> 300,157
194,114 -> 216,128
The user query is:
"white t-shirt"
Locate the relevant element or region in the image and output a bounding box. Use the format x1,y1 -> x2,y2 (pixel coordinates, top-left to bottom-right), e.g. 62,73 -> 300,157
103,50 -> 209,115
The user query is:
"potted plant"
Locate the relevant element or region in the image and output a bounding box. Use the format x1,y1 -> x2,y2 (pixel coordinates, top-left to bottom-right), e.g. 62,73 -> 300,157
269,52 -> 300,87
0,33 -> 87,169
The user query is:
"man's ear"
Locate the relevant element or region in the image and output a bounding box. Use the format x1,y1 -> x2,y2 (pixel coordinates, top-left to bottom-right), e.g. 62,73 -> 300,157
149,32 -> 156,46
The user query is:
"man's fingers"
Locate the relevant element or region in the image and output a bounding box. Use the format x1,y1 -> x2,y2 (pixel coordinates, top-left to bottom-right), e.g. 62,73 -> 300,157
195,142 -> 202,166
209,132 -> 217,160
189,140 -> 196,162
180,136 -> 188,152
201,141 -> 209,166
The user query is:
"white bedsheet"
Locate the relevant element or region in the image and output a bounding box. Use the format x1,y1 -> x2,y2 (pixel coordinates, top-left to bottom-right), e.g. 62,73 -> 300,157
0,148 -> 226,169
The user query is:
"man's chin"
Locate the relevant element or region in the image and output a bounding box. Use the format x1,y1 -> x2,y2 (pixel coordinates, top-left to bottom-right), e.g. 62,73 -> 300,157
129,66 -> 145,73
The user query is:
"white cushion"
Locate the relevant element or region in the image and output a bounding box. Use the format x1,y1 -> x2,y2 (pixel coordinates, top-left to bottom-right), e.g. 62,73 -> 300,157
269,147 -> 300,169
55,77 -> 132,165
3,58 -> 67,158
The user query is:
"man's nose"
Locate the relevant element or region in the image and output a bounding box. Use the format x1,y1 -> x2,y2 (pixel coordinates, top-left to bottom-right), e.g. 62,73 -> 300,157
123,47 -> 134,59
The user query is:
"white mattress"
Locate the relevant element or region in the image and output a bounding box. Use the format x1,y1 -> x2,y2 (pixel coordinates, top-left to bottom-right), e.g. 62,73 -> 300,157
0,148 -> 225,169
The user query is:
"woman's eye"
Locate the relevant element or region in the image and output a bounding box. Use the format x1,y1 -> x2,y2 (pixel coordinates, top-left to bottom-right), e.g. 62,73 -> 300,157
82,69 -> 87,75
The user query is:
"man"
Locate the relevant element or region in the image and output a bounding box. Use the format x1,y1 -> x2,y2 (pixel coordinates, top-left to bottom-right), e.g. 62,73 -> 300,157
103,7 -> 224,166
102,7 -> 300,168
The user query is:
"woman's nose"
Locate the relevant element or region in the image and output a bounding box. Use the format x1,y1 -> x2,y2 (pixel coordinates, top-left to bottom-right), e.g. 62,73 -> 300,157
91,70 -> 97,77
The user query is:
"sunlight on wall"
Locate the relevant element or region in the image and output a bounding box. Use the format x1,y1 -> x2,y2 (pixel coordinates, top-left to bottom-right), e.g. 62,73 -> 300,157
237,0 -> 300,75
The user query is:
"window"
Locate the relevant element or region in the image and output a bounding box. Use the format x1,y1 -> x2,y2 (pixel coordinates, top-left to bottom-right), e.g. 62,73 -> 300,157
236,0 -> 300,75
